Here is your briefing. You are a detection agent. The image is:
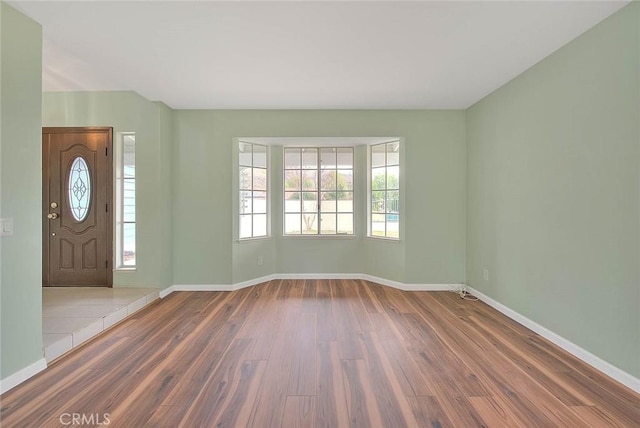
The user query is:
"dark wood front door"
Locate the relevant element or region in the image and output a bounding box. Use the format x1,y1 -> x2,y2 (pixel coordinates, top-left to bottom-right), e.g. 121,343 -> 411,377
43,127 -> 113,286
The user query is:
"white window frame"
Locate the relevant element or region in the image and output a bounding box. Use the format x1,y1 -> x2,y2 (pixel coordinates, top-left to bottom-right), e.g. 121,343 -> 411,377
283,146 -> 354,236
239,141 -> 270,240
115,132 -> 136,269
368,140 -> 400,240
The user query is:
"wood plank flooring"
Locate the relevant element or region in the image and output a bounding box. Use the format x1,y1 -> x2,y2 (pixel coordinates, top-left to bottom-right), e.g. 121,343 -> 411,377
1,279 -> 638,427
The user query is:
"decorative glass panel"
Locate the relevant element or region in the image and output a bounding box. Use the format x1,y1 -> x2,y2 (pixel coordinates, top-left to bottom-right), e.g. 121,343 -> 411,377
68,156 -> 91,222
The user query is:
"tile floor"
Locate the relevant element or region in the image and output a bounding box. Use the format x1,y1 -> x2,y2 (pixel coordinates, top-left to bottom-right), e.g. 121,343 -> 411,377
43,287 -> 160,362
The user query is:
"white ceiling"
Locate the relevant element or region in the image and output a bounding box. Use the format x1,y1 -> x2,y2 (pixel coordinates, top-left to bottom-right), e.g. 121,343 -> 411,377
10,1 -> 629,109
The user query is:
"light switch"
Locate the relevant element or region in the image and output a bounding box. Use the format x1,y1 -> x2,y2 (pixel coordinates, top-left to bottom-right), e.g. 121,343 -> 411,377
0,218 -> 13,236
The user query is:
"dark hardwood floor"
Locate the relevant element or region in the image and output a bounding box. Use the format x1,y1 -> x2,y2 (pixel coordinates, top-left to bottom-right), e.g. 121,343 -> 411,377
1,279 -> 638,427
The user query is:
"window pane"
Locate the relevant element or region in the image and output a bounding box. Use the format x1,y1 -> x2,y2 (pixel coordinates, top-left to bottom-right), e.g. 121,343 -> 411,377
302,213 -> 318,234
371,191 -> 385,213
387,166 -> 399,190
253,214 -> 267,237
337,170 -> 353,191
253,167 -> 267,191
123,223 -> 136,266
284,192 -> 301,212
239,142 -> 269,240
240,191 -> 252,214
239,142 -> 252,166
284,148 -> 301,169
123,179 -> 135,222
372,167 -> 386,190
321,170 -> 336,191
253,191 -> 267,214
253,144 -> 267,168
285,214 -> 301,234
123,165 -> 135,180
387,141 -> 400,166
320,213 -> 336,234
337,148 -> 353,169
337,195 -> 353,213
239,167 -> 252,190
302,149 -> 317,169
302,193 -> 317,212
320,148 -> 336,169
369,141 -> 399,239
239,214 -> 252,238
371,143 -> 386,168
386,214 -> 400,238
123,134 -> 135,166
302,170 -> 317,190
386,190 -> 399,213
371,214 -> 386,237
320,193 -> 336,212
284,170 -> 301,191
337,214 -> 353,234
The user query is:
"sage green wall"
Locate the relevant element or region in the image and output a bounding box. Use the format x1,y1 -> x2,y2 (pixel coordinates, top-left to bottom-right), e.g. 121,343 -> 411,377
173,110 -> 466,285
42,91 -> 174,289
0,2 -> 43,381
467,3 -> 640,377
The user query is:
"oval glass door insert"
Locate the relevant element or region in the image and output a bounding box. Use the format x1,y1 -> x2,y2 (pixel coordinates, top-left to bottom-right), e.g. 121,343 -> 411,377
68,156 -> 91,221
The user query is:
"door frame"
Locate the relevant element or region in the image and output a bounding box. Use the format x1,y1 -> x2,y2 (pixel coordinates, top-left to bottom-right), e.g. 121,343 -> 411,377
43,127 -> 114,287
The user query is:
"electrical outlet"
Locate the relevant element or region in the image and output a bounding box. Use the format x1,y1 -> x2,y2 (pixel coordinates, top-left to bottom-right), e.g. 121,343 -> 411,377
483,268 -> 489,281
0,218 -> 13,236
257,256 -> 263,266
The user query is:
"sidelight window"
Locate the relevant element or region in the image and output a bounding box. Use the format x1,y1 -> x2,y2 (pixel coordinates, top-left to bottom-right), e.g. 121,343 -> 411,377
116,133 -> 136,268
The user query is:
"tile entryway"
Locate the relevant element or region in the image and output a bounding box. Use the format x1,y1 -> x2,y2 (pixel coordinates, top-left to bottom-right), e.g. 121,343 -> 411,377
43,287 -> 160,362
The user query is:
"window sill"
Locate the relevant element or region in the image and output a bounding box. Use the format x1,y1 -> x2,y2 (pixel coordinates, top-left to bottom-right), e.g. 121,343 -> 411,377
366,236 -> 401,243
115,267 -> 137,272
282,234 -> 357,240
237,236 -> 272,244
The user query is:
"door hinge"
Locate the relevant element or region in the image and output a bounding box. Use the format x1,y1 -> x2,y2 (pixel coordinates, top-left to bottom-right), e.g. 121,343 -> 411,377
105,260 -> 109,269
105,203 -> 108,212
105,147 -> 108,156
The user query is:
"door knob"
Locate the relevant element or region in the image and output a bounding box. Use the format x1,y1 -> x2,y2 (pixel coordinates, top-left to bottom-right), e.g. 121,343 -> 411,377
47,213 -> 59,219
50,202 -> 58,209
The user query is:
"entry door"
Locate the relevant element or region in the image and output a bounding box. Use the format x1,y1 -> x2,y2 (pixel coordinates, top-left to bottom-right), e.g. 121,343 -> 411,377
43,127 -> 113,286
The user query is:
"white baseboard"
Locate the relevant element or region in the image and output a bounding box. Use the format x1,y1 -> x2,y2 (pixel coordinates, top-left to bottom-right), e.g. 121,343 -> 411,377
233,274 -> 279,290
277,273 -> 363,280
158,286 -> 174,298
172,284 -> 234,292
360,274 -> 457,292
467,285 -> 640,394
161,274 -> 460,299
0,358 -> 47,395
